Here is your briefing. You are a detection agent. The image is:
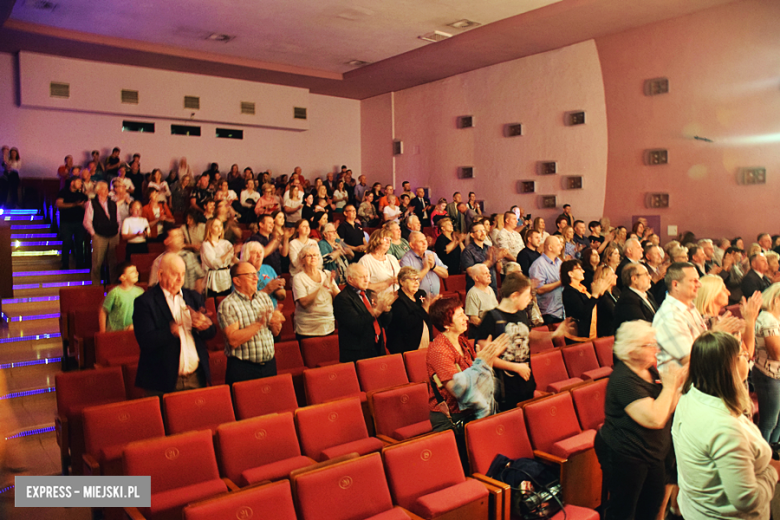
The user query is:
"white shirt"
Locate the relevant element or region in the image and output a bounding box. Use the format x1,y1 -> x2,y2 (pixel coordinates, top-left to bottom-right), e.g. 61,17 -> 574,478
653,294 -> 707,373
359,253 -> 401,292
161,287 -> 200,376
292,270 -> 336,336
496,228 -> 525,258
121,217 -> 150,244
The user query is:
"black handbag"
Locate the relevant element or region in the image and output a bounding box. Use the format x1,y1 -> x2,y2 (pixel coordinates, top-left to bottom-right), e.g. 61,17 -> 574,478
486,454 -> 566,520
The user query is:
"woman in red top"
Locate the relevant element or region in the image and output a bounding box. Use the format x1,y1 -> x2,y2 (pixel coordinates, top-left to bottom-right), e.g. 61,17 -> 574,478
141,187 -> 174,241
426,297 -> 507,431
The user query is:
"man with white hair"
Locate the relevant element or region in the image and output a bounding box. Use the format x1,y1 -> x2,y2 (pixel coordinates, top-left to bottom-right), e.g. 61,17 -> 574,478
400,231 -> 448,296
333,263 -> 395,363
616,237 -> 644,290
464,264 -> 498,328
83,181 -> 120,284
134,254 -> 216,394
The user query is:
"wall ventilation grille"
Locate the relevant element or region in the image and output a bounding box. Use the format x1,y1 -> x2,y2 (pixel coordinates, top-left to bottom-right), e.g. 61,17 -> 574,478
240,102 -> 255,115
184,96 -> 200,110
121,90 -> 139,104
49,82 -> 69,98
294,107 -> 307,120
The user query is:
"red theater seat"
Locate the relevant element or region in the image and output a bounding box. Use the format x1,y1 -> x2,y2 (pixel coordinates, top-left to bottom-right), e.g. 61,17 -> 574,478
402,348 -> 429,383
274,340 -> 307,406
232,373 -> 299,419
561,342 -> 612,380
531,349 -> 583,393
300,334 -> 340,368
303,362 -> 365,406
183,480 -> 296,520
571,378 -> 608,431
216,412 -> 316,486
163,385 -> 235,435
369,382 -> 432,442
357,354 -> 409,393
94,330 -> 140,368
593,336 -> 615,367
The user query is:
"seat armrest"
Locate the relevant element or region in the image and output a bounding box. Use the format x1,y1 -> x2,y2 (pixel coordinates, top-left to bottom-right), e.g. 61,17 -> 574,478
123,507 -> 146,520
82,453 -> 100,476
533,449 -> 566,465
376,434 -> 398,444
222,478 -> 239,491
471,476 -> 510,520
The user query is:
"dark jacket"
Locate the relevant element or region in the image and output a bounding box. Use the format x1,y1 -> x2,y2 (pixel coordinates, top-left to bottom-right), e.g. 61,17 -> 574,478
613,288 -> 658,334
386,289 -> 433,354
562,285 -> 598,339
409,197 -> 432,227
333,286 -> 392,363
741,269 -> 771,299
133,285 -> 216,393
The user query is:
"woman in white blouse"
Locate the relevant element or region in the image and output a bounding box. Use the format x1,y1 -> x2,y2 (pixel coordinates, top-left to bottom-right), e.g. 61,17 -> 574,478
147,169 -> 171,205
332,180 -> 348,212
293,244 -> 340,339
284,184 -> 304,225
201,218 -> 237,297
214,179 -> 238,206
287,219 -> 320,276
358,229 -> 400,293
673,331 -> 779,520
382,194 -> 402,223
120,200 -> 150,261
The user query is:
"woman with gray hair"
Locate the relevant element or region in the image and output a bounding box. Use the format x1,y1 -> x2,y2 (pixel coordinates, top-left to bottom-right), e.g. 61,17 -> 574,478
240,241 -> 286,307
318,222 -> 353,285
292,243 -> 339,339
594,320 -> 686,520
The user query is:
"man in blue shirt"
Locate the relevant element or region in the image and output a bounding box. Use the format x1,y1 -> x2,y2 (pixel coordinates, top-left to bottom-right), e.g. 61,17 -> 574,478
528,236 -> 564,324
400,231 -> 448,295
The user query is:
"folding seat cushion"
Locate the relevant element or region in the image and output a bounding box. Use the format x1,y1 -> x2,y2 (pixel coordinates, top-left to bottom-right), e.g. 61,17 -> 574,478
293,453 -> 407,520
571,378 -> 608,431
303,363 -> 366,405
232,373 -> 299,419
382,431 -> 488,519
123,430 -> 228,520
163,385 -> 235,435
357,354 -> 409,393
523,392 -> 594,459
370,382 -> 432,441
403,348 -> 429,383
531,350 -> 583,393
593,336 -> 615,367
296,397 -> 384,462
582,366 -> 612,380
300,335 -> 340,368
183,480 -> 297,520
82,397 -> 165,476
216,412 -> 315,486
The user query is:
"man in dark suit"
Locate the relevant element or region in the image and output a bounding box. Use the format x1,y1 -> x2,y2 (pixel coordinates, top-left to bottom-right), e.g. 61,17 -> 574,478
642,244 -> 668,305
613,263 -> 658,333
741,252 -> 772,298
615,238 -> 644,290
333,263 -> 395,363
409,188 -> 433,227
133,253 -> 216,395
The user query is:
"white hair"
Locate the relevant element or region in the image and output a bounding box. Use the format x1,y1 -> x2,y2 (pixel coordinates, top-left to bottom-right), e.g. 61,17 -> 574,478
613,320 -> 655,363
240,241 -> 263,262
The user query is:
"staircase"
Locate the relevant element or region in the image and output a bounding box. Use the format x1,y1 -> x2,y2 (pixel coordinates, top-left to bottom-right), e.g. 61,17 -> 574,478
0,208 -> 92,517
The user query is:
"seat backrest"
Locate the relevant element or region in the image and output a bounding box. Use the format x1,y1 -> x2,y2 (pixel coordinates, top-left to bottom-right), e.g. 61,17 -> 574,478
300,335 -> 340,368
593,336 -> 615,367
561,342 -> 600,379
183,480 -> 296,520
70,307 -> 101,339
382,430 -> 465,511
465,407 -> 534,475
571,378 -> 608,431
130,253 -> 158,283
208,350 -> 228,386
94,330 -> 140,366
530,349 -> 570,391
403,348 -> 429,383
163,385 -> 235,435
123,429 -> 220,494
443,274 -> 466,292
232,373 -> 299,419
303,363 -> 362,405
216,412 -> 303,484
370,383 -> 430,439
274,340 -> 305,372
529,337 -> 555,355
60,286 -> 105,334
295,397 -> 368,461
121,363 -> 145,400
522,392 -> 582,453
293,453 -> 395,520
83,397 -> 165,459
55,366 -> 126,418
356,354 -> 409,393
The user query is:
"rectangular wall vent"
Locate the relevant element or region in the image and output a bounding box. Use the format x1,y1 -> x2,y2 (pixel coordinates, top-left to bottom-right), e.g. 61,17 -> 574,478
184,96 -> 200,110
294,107 -> 307,119
738,167 -> 766,185
539,161 -> 558,175
49,82 -> 69,98
540,195 -> 557,209
517,181 -> 535,194
121,89 -> 139,104
240,101 -> 255,115
457,116 -> 473,129
564,176 -> 583,190
216,128 -> 244,140
505,123 -> 523,137
122,121 -> 155,133
392,140 -> 403,155
458,166 -> 474,179
645,193 -> 670,208
644,78 -> 670,96
171,124 -> 201,136
566,111 -> 586,126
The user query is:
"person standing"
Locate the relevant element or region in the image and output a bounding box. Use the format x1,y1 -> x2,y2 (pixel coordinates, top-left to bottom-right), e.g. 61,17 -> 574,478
56,177 -> 88,270
83,181 -> 120,284
218,262 -> 285,385
528,236 -> 564,324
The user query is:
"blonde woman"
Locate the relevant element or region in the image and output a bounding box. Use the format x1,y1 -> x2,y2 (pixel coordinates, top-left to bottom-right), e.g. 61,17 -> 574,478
292,244 -> 339,339
287,219 -> 320,276
201,218 -> 237,297
358,229 -> 400,293
694,274 -> 759,357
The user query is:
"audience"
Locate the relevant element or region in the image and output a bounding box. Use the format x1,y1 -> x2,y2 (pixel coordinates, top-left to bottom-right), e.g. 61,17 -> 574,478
399,231 -> 448,296
613,263 -> 658,332
464,264 -> 498,330
561,259 -> 612,340
528,236 -> 564,324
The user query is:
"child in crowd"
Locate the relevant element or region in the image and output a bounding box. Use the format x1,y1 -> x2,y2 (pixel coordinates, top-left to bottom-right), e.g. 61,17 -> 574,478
99,262 -> 144,332
121,200 -> 150,260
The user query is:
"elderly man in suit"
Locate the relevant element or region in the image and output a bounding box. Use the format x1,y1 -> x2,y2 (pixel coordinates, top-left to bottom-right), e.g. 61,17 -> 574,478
133,253 -> 216,395
613,263 -> 658,333
333,263 -> 395,363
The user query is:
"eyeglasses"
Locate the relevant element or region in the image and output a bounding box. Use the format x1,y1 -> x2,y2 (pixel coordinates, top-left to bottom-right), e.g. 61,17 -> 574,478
403,277 -> 421,283
302,254 -> 319,259
235,272 -> 259,278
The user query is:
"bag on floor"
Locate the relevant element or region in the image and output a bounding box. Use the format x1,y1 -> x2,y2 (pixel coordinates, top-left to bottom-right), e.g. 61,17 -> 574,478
486,453 -> 565,520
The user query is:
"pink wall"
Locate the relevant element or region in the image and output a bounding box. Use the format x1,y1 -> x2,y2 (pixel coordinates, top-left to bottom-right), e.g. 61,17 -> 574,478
597,0 -> 780,243
360,93 -> 394,186
0,52 -> 360,180
362,40 -> 608,226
